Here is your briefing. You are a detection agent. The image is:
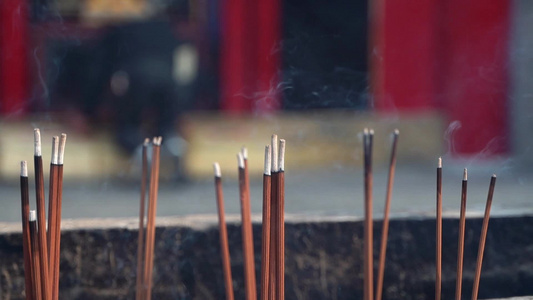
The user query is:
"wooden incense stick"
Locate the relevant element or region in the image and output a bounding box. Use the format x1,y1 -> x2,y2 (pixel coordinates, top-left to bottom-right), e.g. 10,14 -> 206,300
50,133 -> 66,300
376,129 -> 399,300
363,128 -> 374,300
242,146 -> 257,299
436,157 -> 443,300
276,139 -> 286,300
471,174 -> 496,300
136,138 -> 150,300
260,145 -> 272,300
214,162 -> 235,300
47,136 -> 59,287
20,161 -> 34,300
269,135 -> 279,300
34,129 -> 51,299
29,210 -> 43,300
455,169 -> 468,300
238,152 -> 257,300
143,137 -> 162,300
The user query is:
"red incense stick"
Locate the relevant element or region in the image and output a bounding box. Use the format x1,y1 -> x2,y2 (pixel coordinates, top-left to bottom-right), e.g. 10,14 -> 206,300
436,157 -> 443,300
214,162 -> 235,300
471,174 -> 496,300
34,129 -> 51,299
20,161 -> 34,300
260,146 -> 272,300
238,151 -> 257,300
276,139 -> 286,300
363,128 -> 374,300
29,211 -> 43,300
136,138 -> 150,300
376,129 -> 399,300
455,169 -> 468,300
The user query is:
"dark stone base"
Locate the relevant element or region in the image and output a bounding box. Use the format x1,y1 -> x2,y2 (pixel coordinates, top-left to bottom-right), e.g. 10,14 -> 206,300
0,215 -> 532,299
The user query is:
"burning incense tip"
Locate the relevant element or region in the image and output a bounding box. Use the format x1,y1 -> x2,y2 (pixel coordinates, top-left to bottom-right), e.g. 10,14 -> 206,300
51,136 -> 59,165
241,146 -> 248,160
20,161 -> 28,177
213,162 -> 221,178
438,157 -> 442,168
271,134 -> 279,172
237,153 -> 245,169
279,139 -> 286,171
29,210 -> 36,222
393,128 -> 400,136
369,129 -> 375,136
492,174 -> 497,178
58,133 -> 67,165
34,128 -> 41,156
143,138 -> 150,147
264,145 -> 271,175
463,168 -> 468,180
157,136 -> 163,146
363,128 -> 369,135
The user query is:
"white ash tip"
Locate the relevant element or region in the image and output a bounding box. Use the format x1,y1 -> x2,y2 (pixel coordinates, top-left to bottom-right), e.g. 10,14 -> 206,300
51,136 -> 59,164
279,139 -> 286,171
393,128 -> 399,135
492,174 -> 497,178
463,168 -> 468,180
158,136 -> 163,145
237,153 -> 245,169
264,145 -> 271,175
241,146 -> 248,160
20,161 -> 28,177
363,128 -> 369,135
34,128 -> 41,156
213,163 -> 221,177
271,134 -> 279,172
58,133 -> 67,165
29,210 -> 36,222
143,138 -> 150,147
369,129 -> 375,135
438,157 -> 442,168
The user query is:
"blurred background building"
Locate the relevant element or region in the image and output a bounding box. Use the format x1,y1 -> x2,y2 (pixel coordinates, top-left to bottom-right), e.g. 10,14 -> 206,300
0,0 -> 530,180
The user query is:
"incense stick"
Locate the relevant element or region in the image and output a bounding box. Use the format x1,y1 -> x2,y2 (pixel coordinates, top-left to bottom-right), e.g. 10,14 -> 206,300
238,152 -> 257,300
20,161 -> 34,300
51,134 -> 66,300
260,145 -> 272,300
375,129 -> 399,300
276,139 -> 286,300
136,138 -> 150,300
34,129 -> 51,299
363,128 -> 374,300
471,174 -> 496,300
143,137 -> 162,300
29,210 -> 43,300
269,135 -> 279,299
436,157 -> 443,300
47,136 -> 59,290
214,162 -> 235,300
455,169 -> 468,300
242,147 -> 257,299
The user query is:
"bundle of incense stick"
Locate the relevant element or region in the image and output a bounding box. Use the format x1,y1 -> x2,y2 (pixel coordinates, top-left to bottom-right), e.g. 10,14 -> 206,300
207,129 -> 499,300
211,135 -> 285,300
20,129 -> 66,300
433,160 -> 497,300
136,137 -> 163,300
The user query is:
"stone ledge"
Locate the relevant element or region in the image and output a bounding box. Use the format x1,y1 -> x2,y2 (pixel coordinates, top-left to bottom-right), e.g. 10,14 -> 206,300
0,215 -> 531,299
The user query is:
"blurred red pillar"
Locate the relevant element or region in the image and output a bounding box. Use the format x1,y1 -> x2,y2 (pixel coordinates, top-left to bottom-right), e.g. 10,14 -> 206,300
0,0 -> 28,115
371,0 -> 436,112
220,0 -> 281,113
441,0 -> 510,155
371,0 -> 510,156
